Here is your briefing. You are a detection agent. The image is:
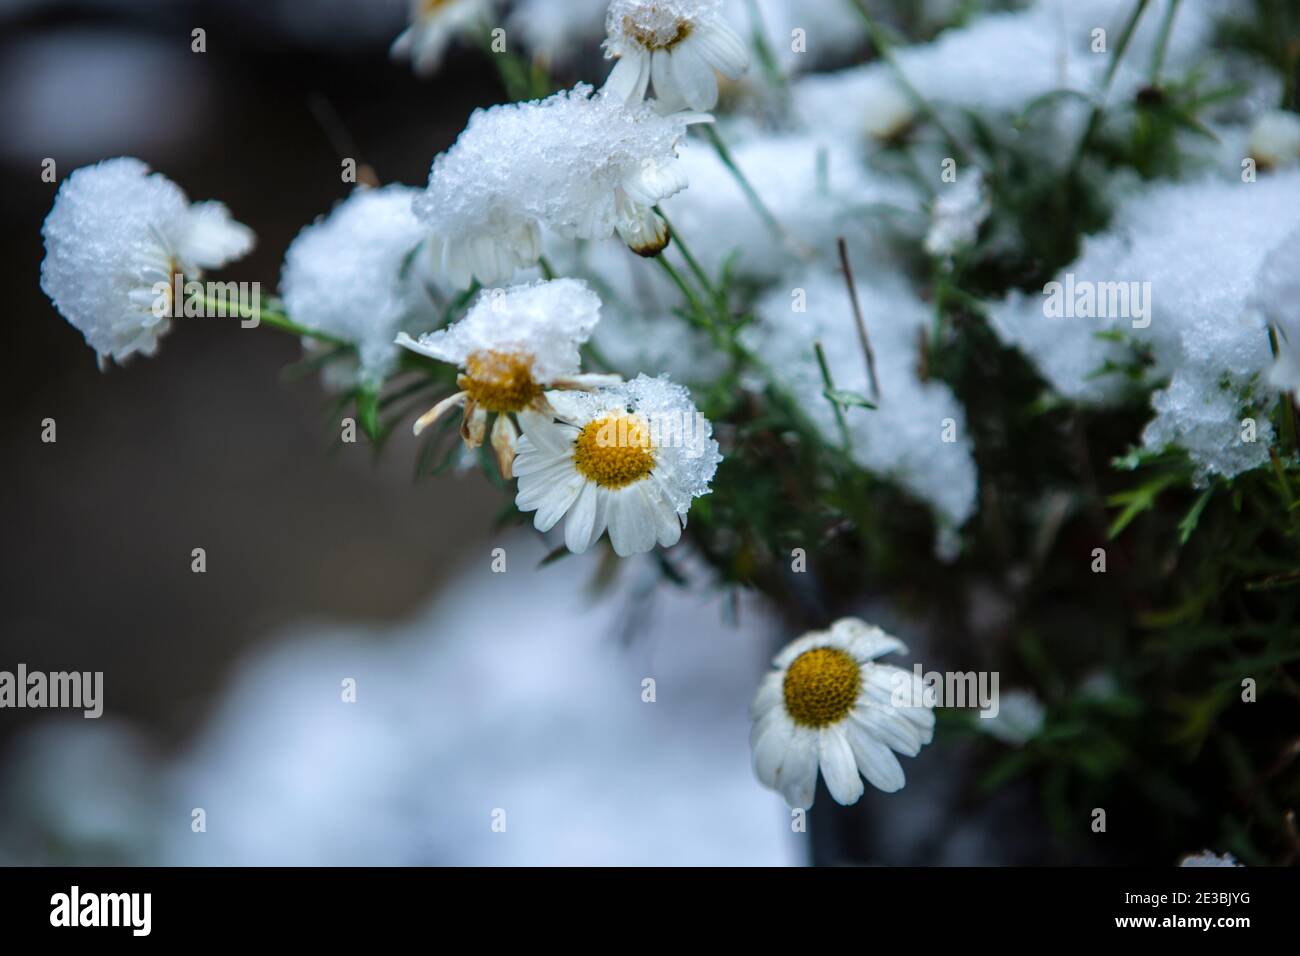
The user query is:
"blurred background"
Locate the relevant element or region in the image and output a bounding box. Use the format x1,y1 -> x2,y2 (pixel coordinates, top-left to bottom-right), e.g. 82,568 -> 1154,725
0,0 -> 808,864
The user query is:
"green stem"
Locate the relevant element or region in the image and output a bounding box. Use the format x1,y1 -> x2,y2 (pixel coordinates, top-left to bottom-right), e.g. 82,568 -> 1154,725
655,256 -> 709,324
1148,0 -> 1181,84
814,340 -> 853,453
202,296 -> 352,349
1070,0 -> 1152,173
744,0 -> 788,94
700,124 -> 785,241
538,255 -> 557,280
656,206 -> 716,299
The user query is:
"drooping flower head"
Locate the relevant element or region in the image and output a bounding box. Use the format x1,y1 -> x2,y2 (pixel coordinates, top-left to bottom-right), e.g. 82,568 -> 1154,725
397,278 -> 614,474
513,373 -> 720,557
750,619 -> 935,808
415,84 -> 704,287
40,157 -> 254,366
602,0 -> 749,111
281,185 -> 439,388
390,0 -> 495,77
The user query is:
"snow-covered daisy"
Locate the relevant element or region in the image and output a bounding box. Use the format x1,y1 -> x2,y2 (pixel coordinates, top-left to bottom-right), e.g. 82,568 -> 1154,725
281,185 -> 440,388
750,619 -> 935,808
602,0 -> 749,111
40,157 -> 254,367
512,374 -> 720,556
396,279 -> 614,475
390,0 -> 494,77
415,84 -> 705,287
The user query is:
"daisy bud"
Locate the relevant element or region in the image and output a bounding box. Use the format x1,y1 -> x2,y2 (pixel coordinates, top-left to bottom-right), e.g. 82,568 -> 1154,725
281,185 -> 438,388
601,0 -> 749,111
750,619 -> 935,809
40,157 -> 254,367
512,373 -> 721,557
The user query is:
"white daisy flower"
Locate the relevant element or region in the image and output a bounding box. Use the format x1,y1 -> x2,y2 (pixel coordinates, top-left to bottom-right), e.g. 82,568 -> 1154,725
281,185 -> 440,388
40,157 -> 254,367
750,618 -> 935,808
396,278 -> 615,475
512,373 -> 721,557
602,0 -> 749,111
1247,109 -> 1300,171
415,84 -> 705,287
390,0 -> 494,77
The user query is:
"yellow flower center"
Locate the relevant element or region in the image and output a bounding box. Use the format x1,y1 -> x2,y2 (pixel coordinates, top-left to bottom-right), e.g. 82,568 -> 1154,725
420,0 -> 456,15
624,16 -> 692,51
782,647 -> 862,728
573,414 -> 656,489
459,350 -> 542,413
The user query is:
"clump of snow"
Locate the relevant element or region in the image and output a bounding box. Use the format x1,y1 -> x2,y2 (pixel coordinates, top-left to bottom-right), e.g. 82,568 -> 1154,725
793,0 -> 1222,147
924,169 -> 990,258
415,84 -> 694,287
989,170 -> 1300,482
746,269 -> 978,540
605,0 -> 723,49
280,185 -> 437,387
40,157 -> 254,366
664,130 -> 919,281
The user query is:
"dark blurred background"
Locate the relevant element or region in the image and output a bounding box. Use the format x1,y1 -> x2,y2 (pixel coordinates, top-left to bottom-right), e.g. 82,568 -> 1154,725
0,0 -> 507,753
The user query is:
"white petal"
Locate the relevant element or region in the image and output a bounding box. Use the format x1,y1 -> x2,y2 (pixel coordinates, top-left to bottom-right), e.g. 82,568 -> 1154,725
695,21 -> 750,78
531,476 -> 585,533
751,710 -> 795,788
412,390 -> 467,436
749,670 -> 784,719
516,410 -> 576,458
649,491 -> 683,547
852,705 -> 924,757
846,720 -> 906,793
564,482 -> 605,553
179,201 -> 255,270
829,617 -> 908,659
607,487 -> 658,556
775,727 -> 819,809
818,725 -> 865,805
603,51 -> 651,103
670,40 -> 718,111
650,48 -> 681,109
